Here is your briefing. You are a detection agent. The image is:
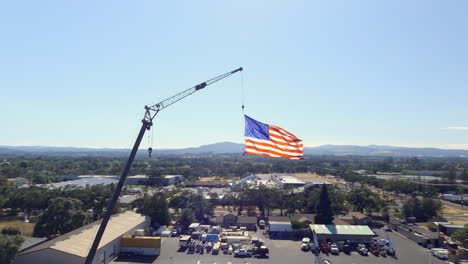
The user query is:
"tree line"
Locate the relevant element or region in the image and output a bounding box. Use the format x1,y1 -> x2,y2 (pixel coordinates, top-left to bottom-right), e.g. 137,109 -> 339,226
2,155 -> 467,184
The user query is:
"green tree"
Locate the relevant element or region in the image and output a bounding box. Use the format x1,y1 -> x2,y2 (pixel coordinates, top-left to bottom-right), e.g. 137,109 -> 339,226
348,186 -> 378,213
452,227 -> 468,247
33,197 -> 91,238
403,197 -> 440,221
1,227 -> 21,236
447,167 -> 457,183
462,168 -> 468,183
135,193 -> 170,227
421,197 -> 441,220
189,194 -> 213,221
178,208 -> 194,229
0,232 -> 24,264
148,168 -> 165,187
314,184 -> 334,224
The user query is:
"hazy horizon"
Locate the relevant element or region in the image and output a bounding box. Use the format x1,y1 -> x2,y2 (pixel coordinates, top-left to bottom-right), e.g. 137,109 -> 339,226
2,141 -> 468,151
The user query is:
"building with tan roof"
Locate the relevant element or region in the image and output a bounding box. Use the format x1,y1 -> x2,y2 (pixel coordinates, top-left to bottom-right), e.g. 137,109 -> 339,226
16,211 -> 149,264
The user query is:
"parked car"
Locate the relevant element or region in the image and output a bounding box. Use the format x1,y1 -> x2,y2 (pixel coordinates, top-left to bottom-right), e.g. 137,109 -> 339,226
171,229 -> 178,237
357,243 -> 368,256
342,243 -> 351,254
234,248 -> 252,257
320,243 -> 330,253
253,246 -> 269,258
228,245 -> 233,255
431,248 -> 448,260
259,220 -> 266,229
375,238 -> 389,246
310,242 -> 319,254
301,237 -> 311,251
379,247 -> 387,257
382,225 -> 392,232
385,245 -> 395,256
212,242 -> 220,255
330,243 -> 339,255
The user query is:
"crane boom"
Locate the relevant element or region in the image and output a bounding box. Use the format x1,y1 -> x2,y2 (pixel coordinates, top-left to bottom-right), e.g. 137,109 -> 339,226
144,67 -> 243,122
84,67 -> 243,264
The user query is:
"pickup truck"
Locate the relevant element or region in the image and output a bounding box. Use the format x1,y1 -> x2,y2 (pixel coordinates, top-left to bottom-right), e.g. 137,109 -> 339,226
342,243 -> 351,254
212,242 -> 220,255
330,243 -> 339,255
357,243 -> 368,256
253,246 -> 269,258
301,237 -> 311,251
320,243 -> 330,253
431,248 -> 448,260
179,235 -> 191,248
259,220 -> 266,229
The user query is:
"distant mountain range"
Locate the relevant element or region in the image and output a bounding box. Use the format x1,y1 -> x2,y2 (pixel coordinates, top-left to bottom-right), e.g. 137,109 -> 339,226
1,142 -> 468,157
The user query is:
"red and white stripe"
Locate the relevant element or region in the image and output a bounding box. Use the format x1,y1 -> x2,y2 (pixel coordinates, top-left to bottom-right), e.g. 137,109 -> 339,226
245,125 -> 304,160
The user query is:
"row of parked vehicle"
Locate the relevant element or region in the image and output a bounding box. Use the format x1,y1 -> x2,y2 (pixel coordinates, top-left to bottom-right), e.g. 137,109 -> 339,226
301,238 -> 395,257
180,234 -> 269,258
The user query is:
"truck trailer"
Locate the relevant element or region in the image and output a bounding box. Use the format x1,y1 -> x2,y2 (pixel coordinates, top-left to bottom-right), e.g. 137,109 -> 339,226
179,235 -> 192,248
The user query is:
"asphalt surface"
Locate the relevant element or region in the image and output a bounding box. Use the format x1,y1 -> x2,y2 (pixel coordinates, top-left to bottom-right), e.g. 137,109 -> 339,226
112,228 -> 448,264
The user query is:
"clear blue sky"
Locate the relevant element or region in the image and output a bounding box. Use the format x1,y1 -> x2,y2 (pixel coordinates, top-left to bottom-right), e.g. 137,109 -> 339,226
1,0 -> 467,149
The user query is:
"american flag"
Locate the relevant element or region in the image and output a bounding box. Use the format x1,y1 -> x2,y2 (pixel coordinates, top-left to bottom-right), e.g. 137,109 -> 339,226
244,115 -> 304,160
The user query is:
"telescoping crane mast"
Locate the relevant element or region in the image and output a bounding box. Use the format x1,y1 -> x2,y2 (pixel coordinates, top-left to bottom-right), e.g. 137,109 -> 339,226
84,67 -> 243,264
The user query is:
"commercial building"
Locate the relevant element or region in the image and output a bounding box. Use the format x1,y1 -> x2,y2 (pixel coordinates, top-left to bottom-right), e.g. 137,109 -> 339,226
237,216 -> 258,230
269,221 -> 293,239
434,222 -> 464,236
16,211 -> 149,264
125,175 -> 149,185
212,213 -> 239,228
120,236 -> 161,256
45,176 -> 118,189
309,224 -> 375,243
290,214 -> 315,226
338,212 -> 372,225
164,175 -> 184,185
271,175 -> 305,189
7,177 -> 28,186
189,179 -> 229,187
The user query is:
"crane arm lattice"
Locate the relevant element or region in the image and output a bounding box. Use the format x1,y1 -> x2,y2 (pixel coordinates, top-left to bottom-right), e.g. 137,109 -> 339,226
144,67 -> 243,123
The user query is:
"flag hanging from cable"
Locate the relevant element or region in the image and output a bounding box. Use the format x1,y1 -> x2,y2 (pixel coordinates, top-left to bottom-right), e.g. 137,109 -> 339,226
244,115 -> 304,160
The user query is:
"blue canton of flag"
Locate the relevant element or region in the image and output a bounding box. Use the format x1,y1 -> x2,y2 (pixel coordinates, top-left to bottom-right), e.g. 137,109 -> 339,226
244,115 -> 304,160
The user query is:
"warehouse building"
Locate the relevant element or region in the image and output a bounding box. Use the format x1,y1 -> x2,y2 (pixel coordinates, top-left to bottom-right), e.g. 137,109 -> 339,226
269,220 -> 293,239
309,224 -> 375,243
271,175 -> 306,189
164,175 -> 184,185
125,175 -> 149,185
435,222 -> 464,236
237,216 -> 258,230
16,211 -> 149,264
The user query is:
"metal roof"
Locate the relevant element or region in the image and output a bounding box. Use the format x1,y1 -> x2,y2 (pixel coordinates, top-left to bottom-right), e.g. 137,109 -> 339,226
51,211 -> 146,257
309,224 -> 375,236
20,211 -> 146,258
43,177 -> 118,188
269,221 -> 293,232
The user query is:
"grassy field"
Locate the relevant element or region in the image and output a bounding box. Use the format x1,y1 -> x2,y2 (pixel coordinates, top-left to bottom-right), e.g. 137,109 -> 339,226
0,219 -> 35,236
439,205 -> 468,215
451,220 -> 468,225
294,172 -> 343,184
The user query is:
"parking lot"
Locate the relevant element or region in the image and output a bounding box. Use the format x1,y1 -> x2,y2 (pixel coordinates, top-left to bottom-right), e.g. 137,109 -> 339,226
113,228 -> 447,264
